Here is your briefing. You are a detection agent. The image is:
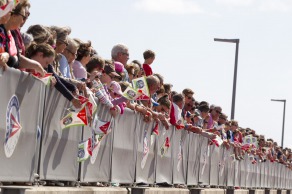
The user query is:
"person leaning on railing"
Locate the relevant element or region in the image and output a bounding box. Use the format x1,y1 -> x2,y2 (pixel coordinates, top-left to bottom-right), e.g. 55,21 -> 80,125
25,42 -> 82,109
0,1 -> 46,76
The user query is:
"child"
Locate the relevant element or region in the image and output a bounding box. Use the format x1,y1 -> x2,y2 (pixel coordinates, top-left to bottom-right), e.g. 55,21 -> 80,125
142,50 -> 155,76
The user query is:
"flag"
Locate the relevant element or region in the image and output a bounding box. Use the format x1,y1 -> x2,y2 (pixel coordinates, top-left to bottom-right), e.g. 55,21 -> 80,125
132,76 -> 150,99
31,73 -> 53,85
160,137 -> 170,157
88,93 -> 97,115
122,86 -> 140,100
90,129 -> 104,164
77,138 -> 92,162
0,0 -> 14,18
150,122 -> 159,145
212,135 -> 224,147
169,103 -> 184,129
60,107 -> 88,130
91,114 -> 111,135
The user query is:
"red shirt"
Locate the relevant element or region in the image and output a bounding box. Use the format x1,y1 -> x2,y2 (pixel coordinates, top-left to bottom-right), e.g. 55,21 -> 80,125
143,63 -> 153,76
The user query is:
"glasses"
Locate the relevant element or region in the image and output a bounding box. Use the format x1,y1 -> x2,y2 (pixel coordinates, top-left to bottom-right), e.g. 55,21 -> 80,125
122,52 -> 129,57
186,95 -> 192,100
58,40 -> 69,46
215,110 -> 222,114
66,49 -> 77,57
108,73 -> 116,79
16,12 -> 27,20
220,117 -> 226,121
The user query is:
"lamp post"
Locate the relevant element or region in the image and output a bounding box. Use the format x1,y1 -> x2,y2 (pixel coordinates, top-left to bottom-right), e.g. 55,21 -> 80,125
214,38 -> 240,120
271,99 -> 286,147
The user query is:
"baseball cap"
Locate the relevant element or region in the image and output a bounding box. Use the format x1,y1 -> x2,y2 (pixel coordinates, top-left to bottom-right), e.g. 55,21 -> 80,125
114,61 -> 124,73
109,81 -> 123,96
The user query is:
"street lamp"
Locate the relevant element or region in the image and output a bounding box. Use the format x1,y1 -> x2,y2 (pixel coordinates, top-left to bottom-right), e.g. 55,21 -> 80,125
271,99 -> 286,147
214,38 -> 240,120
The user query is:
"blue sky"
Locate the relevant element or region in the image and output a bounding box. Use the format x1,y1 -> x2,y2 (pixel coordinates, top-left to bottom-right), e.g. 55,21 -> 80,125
25,0 -> 292,148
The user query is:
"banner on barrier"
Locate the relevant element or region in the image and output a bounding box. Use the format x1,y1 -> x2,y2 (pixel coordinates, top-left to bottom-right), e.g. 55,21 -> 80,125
0,69 -> 44,182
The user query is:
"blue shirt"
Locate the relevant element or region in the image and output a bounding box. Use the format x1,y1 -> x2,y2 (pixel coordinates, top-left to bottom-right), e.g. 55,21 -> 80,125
59,54 -> 71,78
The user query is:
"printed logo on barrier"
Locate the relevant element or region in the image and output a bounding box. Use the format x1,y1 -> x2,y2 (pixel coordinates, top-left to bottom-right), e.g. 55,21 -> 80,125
5,95 -> 22,158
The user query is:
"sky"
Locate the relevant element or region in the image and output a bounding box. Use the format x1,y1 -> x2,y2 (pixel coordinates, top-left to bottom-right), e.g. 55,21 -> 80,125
24,0 -> 292,148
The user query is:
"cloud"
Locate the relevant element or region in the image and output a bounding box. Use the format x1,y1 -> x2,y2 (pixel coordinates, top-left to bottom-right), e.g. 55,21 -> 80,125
133,0 -> 203,15
215,0 -> 254,7
259,0 -> 292,12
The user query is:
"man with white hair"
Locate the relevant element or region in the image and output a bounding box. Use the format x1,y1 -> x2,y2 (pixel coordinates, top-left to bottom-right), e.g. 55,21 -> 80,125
111,43 -> 129,82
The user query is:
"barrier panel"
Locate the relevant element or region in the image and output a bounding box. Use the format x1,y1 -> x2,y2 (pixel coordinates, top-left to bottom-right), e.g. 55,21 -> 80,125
0,69 -> 44,182
186,133 -> 201,185
218,147 -> 228,186
245,155 -> 252,188
155,125 -> 174,184
226,149 -> 235,187
1,69 -> 292,188
234,160 -> 240,187
80,103 -> 114,182
240,154 -> 246,188
209,145 -> 220,186
198,137 -> 211,185
111,109 -> 138,184
135,119 -> 156,184
172,129 -> 189,184
39,87 -> 82,181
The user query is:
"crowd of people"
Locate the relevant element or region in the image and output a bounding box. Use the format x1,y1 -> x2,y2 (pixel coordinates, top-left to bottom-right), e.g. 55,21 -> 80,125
0,0 -> 291,187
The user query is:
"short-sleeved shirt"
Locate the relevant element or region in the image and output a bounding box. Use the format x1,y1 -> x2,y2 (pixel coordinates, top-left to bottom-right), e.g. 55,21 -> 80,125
143,63 -> 153,76
59,54 -> 71,78
72,60 -> 87,80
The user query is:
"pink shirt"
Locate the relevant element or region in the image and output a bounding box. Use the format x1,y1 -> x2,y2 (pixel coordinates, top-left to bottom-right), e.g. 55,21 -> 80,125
72,60 -> 87,80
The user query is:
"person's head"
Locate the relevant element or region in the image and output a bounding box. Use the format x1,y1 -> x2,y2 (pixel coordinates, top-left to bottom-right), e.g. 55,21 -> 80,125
111,43 -> 129,66
27,24 -> 51,44
126,65 -> 136,82
0,0 -> 13,24
197,103 -> 210,119
86,56 -> 105,74
172,93 -> 185,109
21,31 -> 33,49
163,83 -> 173,97
182,88 -> 194,104
153,73 -> 164,87
143,49 -> 155,65
157,95 -> 171,115
50,26 -> 71,54
5,0 -> 30,30
131,60 -> 144,77
76,41 -> 92,65
218,113 -> 227,125
108,81 -> 123,99
210,105 -> 222,121
62,38 -> 79,64
146,75 -> 160,95
230,120 -> 238,132
26,42 -> 55,68
100,64 -> 120,85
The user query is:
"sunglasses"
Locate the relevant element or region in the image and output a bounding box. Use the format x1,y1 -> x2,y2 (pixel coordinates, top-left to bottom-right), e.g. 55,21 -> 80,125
66,49 -> 77,57
122,52 -> 129,57
215,110 -> 222,114
16,12 -> 27,20
186,95 -> 192,100
58,39 -> 69,46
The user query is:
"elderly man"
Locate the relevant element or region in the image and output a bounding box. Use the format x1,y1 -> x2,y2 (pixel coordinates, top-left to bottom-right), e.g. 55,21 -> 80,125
111,44 -> 129,82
